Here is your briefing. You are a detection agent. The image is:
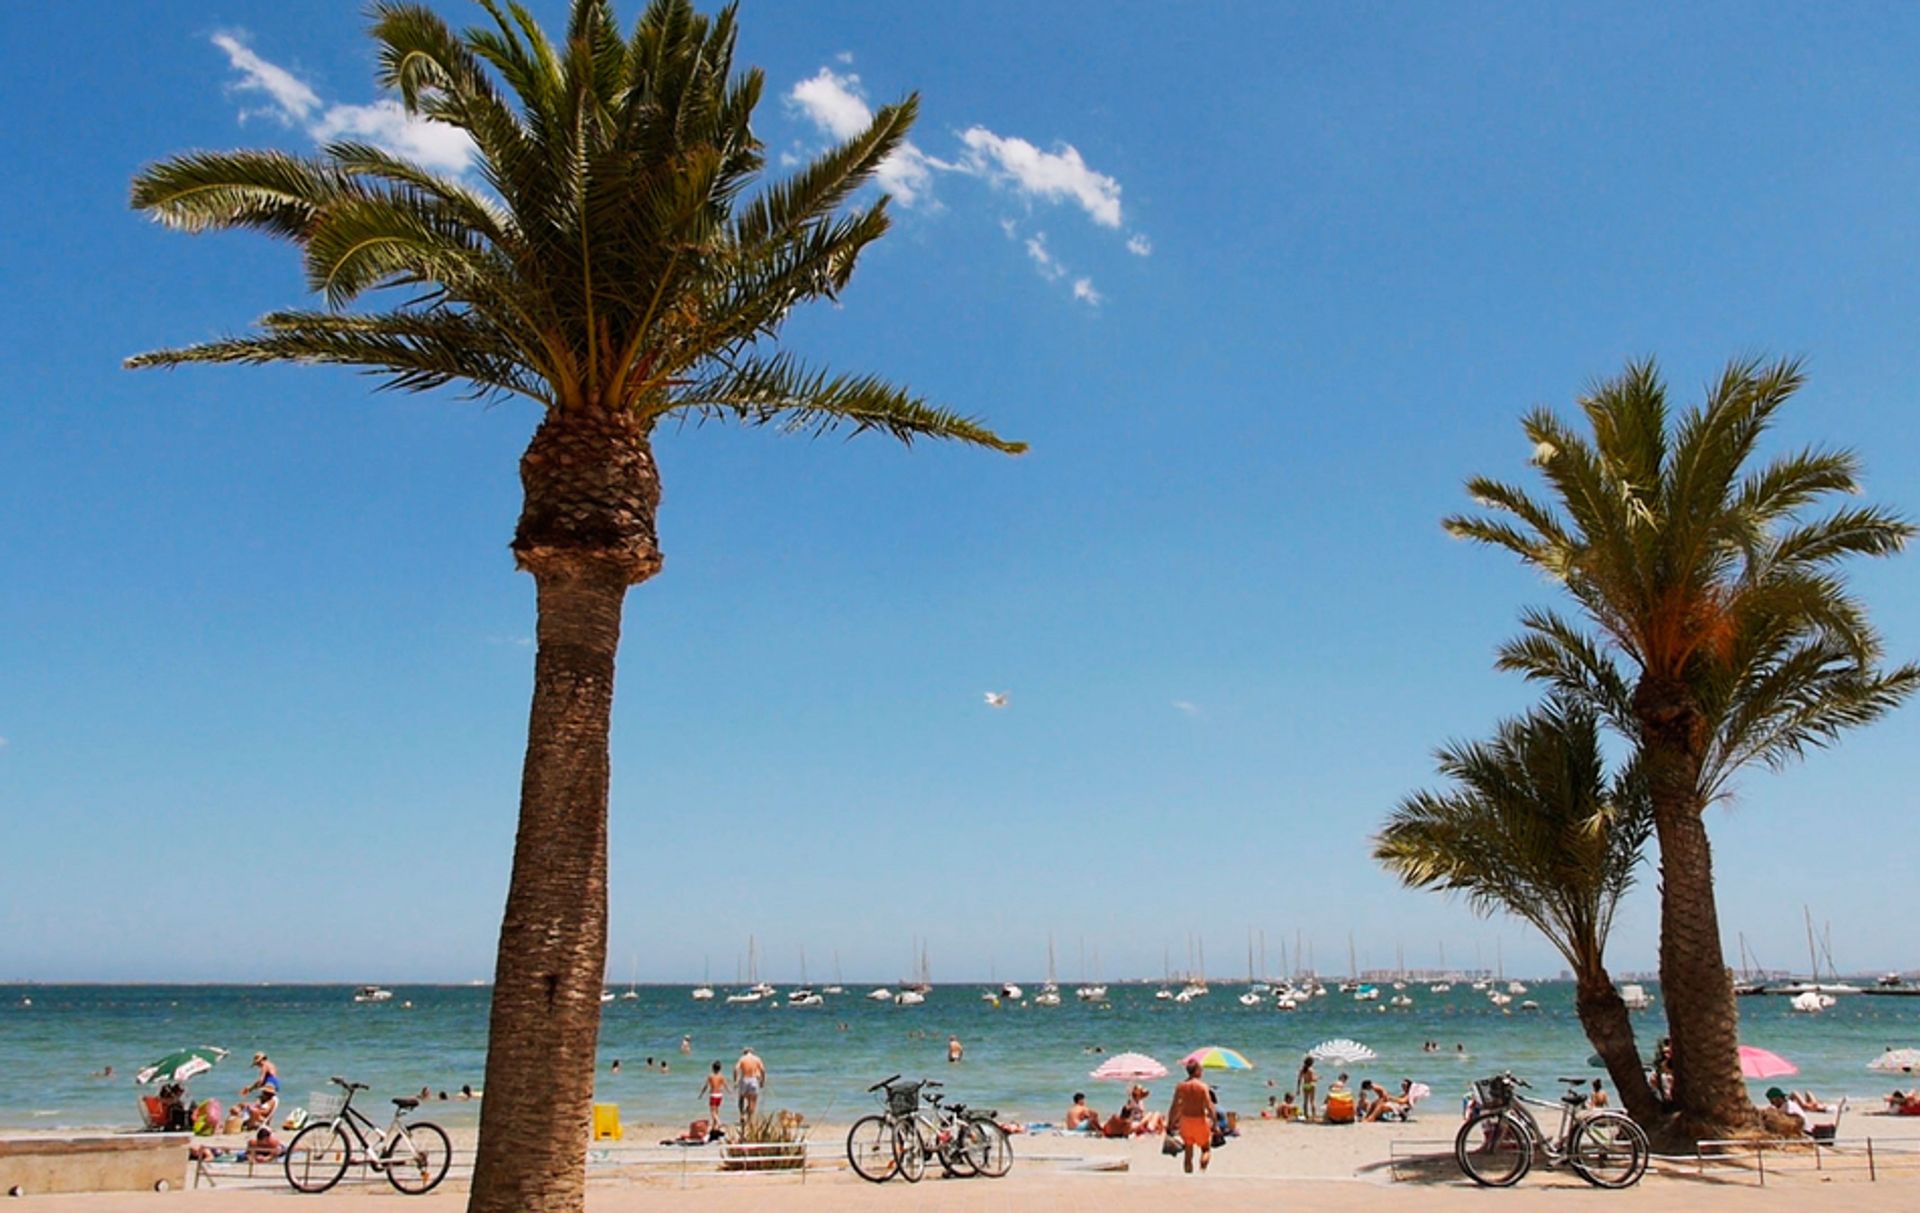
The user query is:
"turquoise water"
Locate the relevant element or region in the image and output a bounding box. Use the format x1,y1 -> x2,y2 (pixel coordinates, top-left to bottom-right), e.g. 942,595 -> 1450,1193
4,983 -> 1916,1131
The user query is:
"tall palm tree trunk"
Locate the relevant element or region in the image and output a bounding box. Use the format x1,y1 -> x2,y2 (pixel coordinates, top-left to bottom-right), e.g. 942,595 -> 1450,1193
1572,959 -> 1662,1128
469,414 -> 661,1213
1650,797 -> 1753,1136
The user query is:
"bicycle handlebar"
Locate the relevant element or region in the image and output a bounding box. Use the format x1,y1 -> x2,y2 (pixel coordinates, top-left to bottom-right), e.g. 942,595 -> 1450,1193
328,1077 -> 369,1091
867,1074 -> 903,1093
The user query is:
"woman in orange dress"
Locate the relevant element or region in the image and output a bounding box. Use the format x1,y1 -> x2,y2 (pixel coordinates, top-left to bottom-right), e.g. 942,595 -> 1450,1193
1166,1061 -> 1217,1173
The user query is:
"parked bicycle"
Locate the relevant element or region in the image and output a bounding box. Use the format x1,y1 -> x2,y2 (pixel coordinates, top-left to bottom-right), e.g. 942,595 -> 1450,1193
847,1076 -> 1011,1182
283,1077 -> 452,1195
1455,1072 -> 1649,1189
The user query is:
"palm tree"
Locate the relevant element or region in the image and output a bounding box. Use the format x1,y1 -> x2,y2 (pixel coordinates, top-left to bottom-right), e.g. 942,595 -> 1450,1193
127,3 -> 1020,1209
1374,702 -> 1662,1126
1444,357 -> 1917,1136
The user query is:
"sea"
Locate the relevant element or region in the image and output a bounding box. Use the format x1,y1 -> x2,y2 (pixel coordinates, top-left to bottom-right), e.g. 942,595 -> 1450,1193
4,982 -> 1915,1132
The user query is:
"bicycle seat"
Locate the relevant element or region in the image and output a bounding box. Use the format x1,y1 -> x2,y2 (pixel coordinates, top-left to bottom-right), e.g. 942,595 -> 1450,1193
393,1097 -> 420,1110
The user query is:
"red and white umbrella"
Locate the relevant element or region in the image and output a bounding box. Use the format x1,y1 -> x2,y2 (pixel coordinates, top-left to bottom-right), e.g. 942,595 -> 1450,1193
1738,1045 -> 1798,1079
1089,1052 -> 1167,1081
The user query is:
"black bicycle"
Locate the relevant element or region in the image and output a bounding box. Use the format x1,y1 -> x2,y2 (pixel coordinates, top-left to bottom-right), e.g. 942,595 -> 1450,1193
1455,1072 -> 1649,1189
283,1077 -> 452,1195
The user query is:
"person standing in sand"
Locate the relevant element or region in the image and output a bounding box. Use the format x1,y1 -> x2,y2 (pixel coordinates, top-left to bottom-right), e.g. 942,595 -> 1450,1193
701,1062 -> 728,1123
734,1047 -> 766,1122
1297,1055 -> 1319,1122
1166,1060 -> 1217,1174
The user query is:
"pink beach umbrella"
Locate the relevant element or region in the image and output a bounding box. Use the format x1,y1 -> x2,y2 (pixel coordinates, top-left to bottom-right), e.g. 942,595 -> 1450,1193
1090,1052 -> 1168,1082
1738,1046 -> 1798,1080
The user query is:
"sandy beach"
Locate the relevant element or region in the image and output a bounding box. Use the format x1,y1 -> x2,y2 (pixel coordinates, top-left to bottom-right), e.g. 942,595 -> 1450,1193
16,1110 -> 1920,1210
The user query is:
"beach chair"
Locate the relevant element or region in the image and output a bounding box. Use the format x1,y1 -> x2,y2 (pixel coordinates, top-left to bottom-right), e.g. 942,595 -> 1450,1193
138,1095 -> 168,1131
1807,1097 -> 1847,1141
592,1102 -> 623,1141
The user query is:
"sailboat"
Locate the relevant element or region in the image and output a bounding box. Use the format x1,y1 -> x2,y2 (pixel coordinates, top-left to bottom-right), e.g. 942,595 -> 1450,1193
894,939 -> 930,1004
787,947 -> 822,1007
1779,907 -> 1860,995
823,951 -> 845,996
1734,934 -> 1768,996
1034,937 -> 1062,1006
691,956 -> 715,1001
1238,933 -> 1263,1005
621,956 -> 640,1000
1429,941 -> 1453,993
727,938 -> 768,1003
1154,945 -> 1174,1001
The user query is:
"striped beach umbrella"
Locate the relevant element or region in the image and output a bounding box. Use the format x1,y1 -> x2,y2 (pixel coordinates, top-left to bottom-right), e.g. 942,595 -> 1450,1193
136,1046 -> 228,1086
1310,1038 -> 1376,1065
1090,1052 -> 1168,1081
1869,1047 -> 1920,1073
1182,1046 -> 1254,1071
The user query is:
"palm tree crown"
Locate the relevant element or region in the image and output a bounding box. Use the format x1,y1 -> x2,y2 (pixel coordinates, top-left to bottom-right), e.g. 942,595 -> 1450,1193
1444,356 -> 1916,802
128,0 -> 1022,456
1375,701 -> 1648,969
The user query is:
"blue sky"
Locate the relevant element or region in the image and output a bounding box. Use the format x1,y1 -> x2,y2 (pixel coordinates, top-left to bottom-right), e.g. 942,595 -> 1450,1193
4,1 -> 1919,985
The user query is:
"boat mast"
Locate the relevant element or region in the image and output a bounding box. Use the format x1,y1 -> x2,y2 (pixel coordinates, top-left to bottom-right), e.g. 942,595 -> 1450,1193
1804,906 -> 1819,982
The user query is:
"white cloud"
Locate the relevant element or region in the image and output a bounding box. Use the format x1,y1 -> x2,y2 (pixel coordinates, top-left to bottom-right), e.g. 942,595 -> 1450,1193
1072,277 -> 1102,306
999,217 -> 1018,239
787,67 -> 938,206
1023,232 -> 1064,280
213,32 -> 319,123
1126,233 -> 1153,257
958,127 -> 1123,228
835,50 -> 856,65
211,34 -> 473,174
1171,700 -> 1200,717
311,100 -> 475,175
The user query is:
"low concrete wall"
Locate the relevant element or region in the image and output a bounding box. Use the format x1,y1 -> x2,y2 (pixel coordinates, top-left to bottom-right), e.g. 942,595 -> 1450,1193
0,1134 -> 190,1195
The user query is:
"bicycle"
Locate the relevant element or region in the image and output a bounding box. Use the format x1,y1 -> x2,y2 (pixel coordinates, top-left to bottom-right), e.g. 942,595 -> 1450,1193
1455,1072 -> 1649,1189
847,1075 -> 928,1183
925,1090 -> 1012,1179
283,1077 -> 453,1195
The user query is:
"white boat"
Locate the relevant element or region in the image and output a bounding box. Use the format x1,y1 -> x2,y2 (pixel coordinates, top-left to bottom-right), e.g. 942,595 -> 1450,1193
1034,987 -> 1062,1007
1507,980 -> 1528,995
1000,983 -> 1024,1001
1470,979 -> 1489,991
786,988 -> 823,1007
1428,983 -> 1452,994
1354,984 -> 1380,1002
1619,983 -> 1653,1011
1076,984 -> 1108,1002
1790,990 -> 1833,1014
894,990 -> 925,1006
599,990 -> 616,1004
1488,990 -> 1513,1007
1238,991 -> 1263,1006
724,990 -> 763,1005
866,988 -> 894,1001
1389,994 -> 1414,1008
1176,981 -> 1209,1001
1275,995 -> 1298,1011
1518,999 -> 1541,1012
691,986 -> 715,1001
1155,988 -> 1174,1000
353,985 -> 393,1003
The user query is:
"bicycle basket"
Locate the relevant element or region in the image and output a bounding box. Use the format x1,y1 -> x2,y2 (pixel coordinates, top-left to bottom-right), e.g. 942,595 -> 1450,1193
1473,1076 -> 1514,1108
307,1092 -> 346,1120
886,1085 -> 920,1117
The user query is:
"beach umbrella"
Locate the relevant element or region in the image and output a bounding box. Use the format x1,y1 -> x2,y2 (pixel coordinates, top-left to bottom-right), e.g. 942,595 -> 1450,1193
1090,1052 -> 1168,1081
1868,1047 -> 1920,1073
1182,1046 -> 1254,1071
136,1046 -> 228,1086
1737,1045 -> 1798,1080
1311,1038 -> 1376,1065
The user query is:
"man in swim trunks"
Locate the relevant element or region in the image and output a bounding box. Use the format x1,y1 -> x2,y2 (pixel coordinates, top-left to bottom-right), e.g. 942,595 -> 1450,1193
1064,1092 -> 1101,1131
702,1062 -> 728,1122
1166,1060 -> 1216,1173
734,1047 -> 766,1122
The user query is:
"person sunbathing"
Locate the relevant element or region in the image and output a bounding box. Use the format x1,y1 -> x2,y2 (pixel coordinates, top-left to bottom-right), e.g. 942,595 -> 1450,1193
1064,1092 -> 1102,1131
1794,1090 -> 1830,1113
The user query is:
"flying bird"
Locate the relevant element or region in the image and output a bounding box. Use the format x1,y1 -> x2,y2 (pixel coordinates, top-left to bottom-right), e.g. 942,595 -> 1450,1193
983,692 -> 1009,709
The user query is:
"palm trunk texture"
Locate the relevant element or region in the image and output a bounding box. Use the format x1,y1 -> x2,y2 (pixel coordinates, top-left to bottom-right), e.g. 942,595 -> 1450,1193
1635,678 -> 1753,1140
468,414 -> 661,1213
1573,963 -> 1663,1129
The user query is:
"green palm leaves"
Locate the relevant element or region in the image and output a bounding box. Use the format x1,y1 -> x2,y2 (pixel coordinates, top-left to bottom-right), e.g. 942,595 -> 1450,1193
1444,356 -> 1917,802
129,0 -> 1023,454
1375,703 -> 1648,970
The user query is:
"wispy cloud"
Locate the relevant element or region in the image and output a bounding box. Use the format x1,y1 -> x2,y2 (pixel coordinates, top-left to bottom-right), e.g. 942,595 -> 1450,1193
211,33 -> 473,174
1126,233 -> 1153,258
1024,232 -> 1065,280
787,67 -> 941,206
958,127 -> 1122,228
1072,277 -> 1102,306
1171,700 -> 1200,717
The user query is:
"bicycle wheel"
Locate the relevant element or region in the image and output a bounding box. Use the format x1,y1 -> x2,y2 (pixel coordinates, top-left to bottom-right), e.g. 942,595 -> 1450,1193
967,1118 -> 1012,1178
383,1121 -> 452,1194
895,1121 -> 926,1183
1568,1114 -> 1648,1189
847,1116 -> 898,1183
1455,1109 -> 1532,1187
935,1119 -> 974,1177
284,1122 -> 353,1194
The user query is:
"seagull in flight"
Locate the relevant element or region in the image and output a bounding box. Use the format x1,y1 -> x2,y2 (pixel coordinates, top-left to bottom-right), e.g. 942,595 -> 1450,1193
983,692 -> 1009,709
